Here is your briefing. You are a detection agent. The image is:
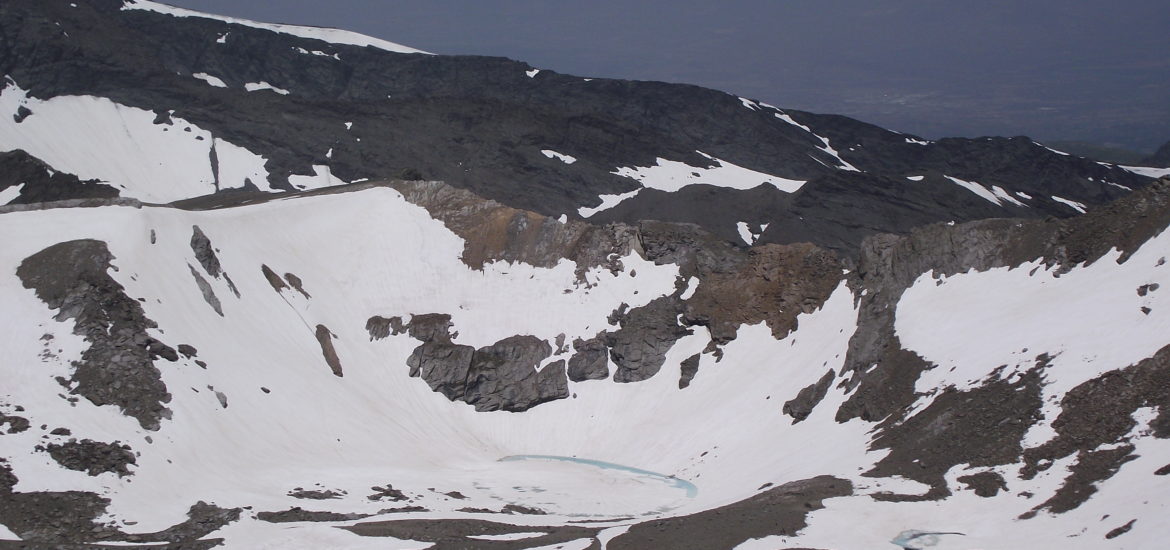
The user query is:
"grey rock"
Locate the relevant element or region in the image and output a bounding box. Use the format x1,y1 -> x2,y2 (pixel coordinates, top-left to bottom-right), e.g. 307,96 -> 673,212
189,225 -> 222,278
606,296 -> 692,383
679,353 -> 701,389
465,336 -> 562,412
188,264 -> 223,316
366,315 -> 406,340
17,240 -> 173,430
407,341 -> 476,400
567,337 -> 609,382
782,370 -> 835,422
315,324 -> 343,377
39,439 -> 136,477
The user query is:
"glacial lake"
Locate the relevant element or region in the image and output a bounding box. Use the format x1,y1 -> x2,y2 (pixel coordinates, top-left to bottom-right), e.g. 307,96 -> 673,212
498,454 -> 699,498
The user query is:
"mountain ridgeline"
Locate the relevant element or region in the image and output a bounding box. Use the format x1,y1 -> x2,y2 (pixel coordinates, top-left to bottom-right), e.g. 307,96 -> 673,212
0,0 -> 1158,255
2,1 -> 1170,549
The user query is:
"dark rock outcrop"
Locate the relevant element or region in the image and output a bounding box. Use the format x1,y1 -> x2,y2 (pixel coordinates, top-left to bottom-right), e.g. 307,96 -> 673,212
0,150 -> 119,205
608,476 -> 852,550
678,353 -> 701,389
566,337 -> 609,382
783,370 -> 835,422
17,240 -> 174,430
315,325 -> 344,377
397,314 -> 568,411
464,337 -> 563,412
607,297 -> 691,383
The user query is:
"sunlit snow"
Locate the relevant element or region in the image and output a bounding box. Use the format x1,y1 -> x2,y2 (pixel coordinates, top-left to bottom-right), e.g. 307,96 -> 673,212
123,0 -> 430,55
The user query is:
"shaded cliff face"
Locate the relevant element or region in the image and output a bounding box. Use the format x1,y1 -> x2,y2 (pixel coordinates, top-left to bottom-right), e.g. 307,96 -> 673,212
1,0 -> 1162,256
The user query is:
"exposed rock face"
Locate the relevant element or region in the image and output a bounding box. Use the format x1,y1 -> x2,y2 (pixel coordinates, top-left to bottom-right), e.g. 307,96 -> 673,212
607,476 -> 853,550
837,178 -> 1170,426
567,337 -> 609,382
1019,343 -> 1170,516
190,225 -> 239,297
607,296 -> 691,383
0,412 -> 30,434
407,341 -> 476,401
816,177 -> 1170,504
40,439 -> 136,477
398,315 -> 567,411
783,369 -> 835,422
188,263 -> 224,316
390,180 -> 642,276
865,367 -> 1045,501
465,337 -> 563,412
678,353 -> 701,389
315,325 -> 344,377
0,150 -> 119,205
17,240 -> 174,430
345,518 -> 600,550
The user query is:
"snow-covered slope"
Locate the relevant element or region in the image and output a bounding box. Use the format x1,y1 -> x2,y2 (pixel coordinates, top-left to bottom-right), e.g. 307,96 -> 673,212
2,179 -> 1170,548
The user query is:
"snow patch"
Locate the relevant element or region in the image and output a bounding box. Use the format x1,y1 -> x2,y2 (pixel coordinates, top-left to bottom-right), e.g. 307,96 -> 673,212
739,98 -> 760,110
945,176 -> 1024,207
244,81 -> 290,95
774,112 -> 858,171
578,190 -> 640,218
526,69 -> 541,78
287,165 -> 347,191
541,150 -> 577,165
123,0 -> 429,54
736,222 -> 754,245
905,137 -> 930,145
0,81 -> 273,202
1120,165 -> 1170,179
0,183 -> 23,205
906,176 -> 925,182
612,151 -> 805,193
1052,196 -> 1087,213
192,72 -> 227,88
294,46 -> 340,60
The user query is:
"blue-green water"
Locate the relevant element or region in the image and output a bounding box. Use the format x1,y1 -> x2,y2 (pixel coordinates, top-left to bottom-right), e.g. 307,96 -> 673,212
498,455 -> 699,498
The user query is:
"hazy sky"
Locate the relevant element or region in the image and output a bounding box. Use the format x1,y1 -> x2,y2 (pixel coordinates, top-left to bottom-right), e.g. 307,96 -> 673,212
163,0 -> 1170,151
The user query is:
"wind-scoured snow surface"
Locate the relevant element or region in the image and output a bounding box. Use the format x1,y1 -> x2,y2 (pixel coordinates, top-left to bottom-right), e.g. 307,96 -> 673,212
122,0 -> 430,55
0,81 -> 281,202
